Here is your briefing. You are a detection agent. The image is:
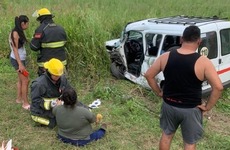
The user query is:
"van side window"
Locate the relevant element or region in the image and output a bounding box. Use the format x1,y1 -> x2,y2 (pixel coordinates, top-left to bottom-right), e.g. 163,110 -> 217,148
220,29 -> 230,55
162,35 -> 181,53
198,32 -> 217,59
145,33 -> 162,56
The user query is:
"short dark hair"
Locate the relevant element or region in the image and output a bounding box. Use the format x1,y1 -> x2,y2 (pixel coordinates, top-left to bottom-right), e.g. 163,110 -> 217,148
182,26 -> 200,42
60,88 -> 77,107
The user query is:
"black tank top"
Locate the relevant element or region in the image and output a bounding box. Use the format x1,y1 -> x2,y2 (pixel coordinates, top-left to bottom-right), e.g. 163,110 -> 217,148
163,50 -> 203,108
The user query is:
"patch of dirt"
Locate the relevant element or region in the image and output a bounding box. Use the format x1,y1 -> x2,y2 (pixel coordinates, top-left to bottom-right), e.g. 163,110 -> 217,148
204,110 -> 230,136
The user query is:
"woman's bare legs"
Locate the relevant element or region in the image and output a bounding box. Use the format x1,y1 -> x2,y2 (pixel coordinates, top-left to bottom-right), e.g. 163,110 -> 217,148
16,76 -> 22,103
17,72 -> 30,109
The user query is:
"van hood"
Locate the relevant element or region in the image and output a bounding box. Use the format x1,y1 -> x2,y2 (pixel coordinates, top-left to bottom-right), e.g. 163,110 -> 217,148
105,39 -> 120,51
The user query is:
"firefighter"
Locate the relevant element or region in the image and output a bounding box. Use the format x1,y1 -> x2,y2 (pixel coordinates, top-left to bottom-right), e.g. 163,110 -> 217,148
30,58 -> 71,128
30,8 -> 67,76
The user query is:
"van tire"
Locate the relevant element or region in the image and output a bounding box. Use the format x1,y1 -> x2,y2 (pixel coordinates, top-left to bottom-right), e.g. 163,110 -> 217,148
110,62 -> 125,79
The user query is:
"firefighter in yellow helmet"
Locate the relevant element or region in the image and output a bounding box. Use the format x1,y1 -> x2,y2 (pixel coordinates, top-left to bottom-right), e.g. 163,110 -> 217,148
30,8 -> 67,76
30,58 -> 71,128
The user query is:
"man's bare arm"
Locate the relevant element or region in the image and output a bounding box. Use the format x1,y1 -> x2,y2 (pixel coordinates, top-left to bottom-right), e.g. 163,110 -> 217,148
198,57 -> 223,111
144,55 -> 166,97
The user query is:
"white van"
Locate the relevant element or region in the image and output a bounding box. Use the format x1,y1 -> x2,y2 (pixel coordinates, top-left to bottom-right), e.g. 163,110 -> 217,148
105,15 -> 230,97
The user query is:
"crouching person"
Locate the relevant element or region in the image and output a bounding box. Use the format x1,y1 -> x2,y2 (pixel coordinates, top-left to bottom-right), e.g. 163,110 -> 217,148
52,88 -> 107,146
30,58 -> 72,128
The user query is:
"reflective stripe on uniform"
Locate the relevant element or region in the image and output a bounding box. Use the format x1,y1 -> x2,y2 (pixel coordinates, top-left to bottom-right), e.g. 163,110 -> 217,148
43,97 -> 59,110
37,60 -> 67,67
31,115 -> 49,125
41,41 -> 66,48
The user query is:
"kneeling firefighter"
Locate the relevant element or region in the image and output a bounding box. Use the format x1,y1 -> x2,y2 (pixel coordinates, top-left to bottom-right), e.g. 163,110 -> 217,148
30,58 -> 71,128
30,8 -> 67,76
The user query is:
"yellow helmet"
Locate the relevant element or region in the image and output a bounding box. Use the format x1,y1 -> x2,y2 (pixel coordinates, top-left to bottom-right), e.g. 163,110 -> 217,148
32,8 -> 52,18
44,58 -> 64,76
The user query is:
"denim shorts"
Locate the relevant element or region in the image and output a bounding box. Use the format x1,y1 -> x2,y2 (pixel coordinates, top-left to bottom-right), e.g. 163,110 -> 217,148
160,101 -> 203,144
10,57 -> 26,70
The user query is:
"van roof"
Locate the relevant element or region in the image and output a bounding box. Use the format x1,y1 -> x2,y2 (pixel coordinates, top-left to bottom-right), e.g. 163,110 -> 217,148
148,15 -> 227,25
125,15 -> 228,33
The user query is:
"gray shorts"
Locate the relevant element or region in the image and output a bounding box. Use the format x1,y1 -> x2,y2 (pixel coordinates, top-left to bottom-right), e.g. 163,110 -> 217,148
160,101 -> 203,144
10,57 -> 26,70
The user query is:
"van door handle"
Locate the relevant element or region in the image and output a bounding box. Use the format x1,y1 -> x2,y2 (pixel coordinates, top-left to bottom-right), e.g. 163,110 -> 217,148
218,59 -> 222,64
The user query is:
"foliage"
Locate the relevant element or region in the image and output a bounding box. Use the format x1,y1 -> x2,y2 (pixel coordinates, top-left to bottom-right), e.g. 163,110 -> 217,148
1,0 -> 230,84
0,0 -> 230,150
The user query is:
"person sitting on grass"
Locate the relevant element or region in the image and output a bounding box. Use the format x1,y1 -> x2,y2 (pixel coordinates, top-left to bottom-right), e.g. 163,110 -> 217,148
30,58 -> 72,128
52,87 -> 107,147
30,58 -> 88,128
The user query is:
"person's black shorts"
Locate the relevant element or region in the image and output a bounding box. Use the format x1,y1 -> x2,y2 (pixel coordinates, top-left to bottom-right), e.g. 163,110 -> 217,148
10,57 -> 26,70
160,101 -> 203,144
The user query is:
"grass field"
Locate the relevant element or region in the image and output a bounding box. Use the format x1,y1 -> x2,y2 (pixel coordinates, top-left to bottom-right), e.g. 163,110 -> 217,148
1,58 -> 229,150
0,0 -> 230,150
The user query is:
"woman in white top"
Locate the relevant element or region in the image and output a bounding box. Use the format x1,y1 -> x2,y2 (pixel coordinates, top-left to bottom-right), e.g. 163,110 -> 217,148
9,15 -> 30,110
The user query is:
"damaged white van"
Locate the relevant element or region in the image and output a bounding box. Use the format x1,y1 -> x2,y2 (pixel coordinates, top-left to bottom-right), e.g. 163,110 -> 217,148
105,15 -> 230,96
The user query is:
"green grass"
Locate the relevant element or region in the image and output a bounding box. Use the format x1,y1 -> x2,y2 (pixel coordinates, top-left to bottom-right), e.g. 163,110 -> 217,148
1,58 -> 230,150
0,0 -> 230,149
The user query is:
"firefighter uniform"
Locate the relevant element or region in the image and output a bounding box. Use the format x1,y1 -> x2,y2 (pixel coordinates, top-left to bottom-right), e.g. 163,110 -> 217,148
30,58 -> 71,128
30,8 -> 67,75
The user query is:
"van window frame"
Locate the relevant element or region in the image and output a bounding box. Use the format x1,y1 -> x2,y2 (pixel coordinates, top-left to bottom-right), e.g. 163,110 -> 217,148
220,28 -> 230,56
198,31 -> 218,59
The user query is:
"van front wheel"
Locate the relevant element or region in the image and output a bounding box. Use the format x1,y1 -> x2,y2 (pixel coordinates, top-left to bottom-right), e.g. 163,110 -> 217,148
110,62 -> 125,79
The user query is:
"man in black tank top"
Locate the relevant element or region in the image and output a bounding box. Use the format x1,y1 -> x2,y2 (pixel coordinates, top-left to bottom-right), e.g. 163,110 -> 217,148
163,49 -> 203,108
145,26 -> 223,150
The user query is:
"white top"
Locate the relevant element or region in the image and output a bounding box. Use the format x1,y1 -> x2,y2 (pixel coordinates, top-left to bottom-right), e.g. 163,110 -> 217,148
9,32 -> 26,60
